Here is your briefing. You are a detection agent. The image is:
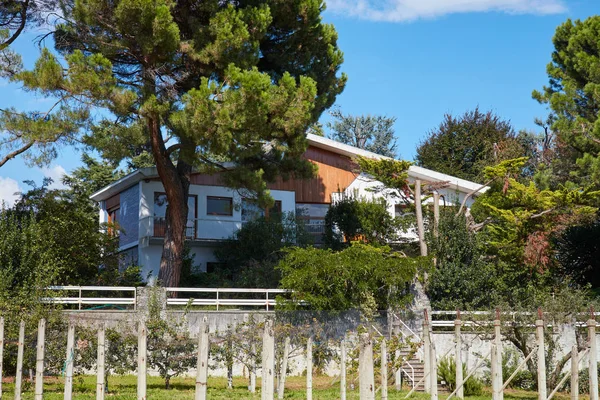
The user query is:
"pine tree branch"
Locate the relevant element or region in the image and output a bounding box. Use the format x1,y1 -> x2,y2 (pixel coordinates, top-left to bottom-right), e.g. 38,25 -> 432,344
0,140 -> 34,167
0,0 -> 29,51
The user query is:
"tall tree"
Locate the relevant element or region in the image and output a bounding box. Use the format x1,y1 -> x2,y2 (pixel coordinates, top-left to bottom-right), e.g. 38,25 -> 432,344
327,109 -> 397,157
8,0 -> 346,286
415,108 -> 528,183
533,16 -> 600,187
0,1 -> 79,168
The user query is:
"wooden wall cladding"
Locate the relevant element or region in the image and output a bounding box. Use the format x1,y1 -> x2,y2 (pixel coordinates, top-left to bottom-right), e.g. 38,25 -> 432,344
268,146 -> 358,203
183,146 -> 358,204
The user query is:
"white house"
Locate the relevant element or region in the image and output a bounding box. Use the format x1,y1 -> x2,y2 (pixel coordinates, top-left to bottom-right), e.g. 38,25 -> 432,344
90,134 -> 486,280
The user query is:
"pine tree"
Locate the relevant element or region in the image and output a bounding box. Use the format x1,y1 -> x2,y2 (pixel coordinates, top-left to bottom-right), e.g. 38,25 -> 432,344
327,109 -> 397,157
5,0 -> 346,286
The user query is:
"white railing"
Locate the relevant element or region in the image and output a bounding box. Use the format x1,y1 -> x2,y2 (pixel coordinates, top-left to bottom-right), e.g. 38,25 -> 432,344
141,216 -> 324,242
165,287 -> 291,311
43,286 -> 137,310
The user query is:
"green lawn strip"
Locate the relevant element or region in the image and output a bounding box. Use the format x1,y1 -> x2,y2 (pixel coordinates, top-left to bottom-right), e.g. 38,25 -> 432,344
0,375 -> 575,400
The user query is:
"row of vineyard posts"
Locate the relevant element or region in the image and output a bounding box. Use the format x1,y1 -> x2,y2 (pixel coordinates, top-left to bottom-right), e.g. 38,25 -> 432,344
0,310 -> 598,399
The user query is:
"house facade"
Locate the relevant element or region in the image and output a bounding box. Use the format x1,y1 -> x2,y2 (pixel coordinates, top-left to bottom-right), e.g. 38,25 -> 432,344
90,134 -> 485,281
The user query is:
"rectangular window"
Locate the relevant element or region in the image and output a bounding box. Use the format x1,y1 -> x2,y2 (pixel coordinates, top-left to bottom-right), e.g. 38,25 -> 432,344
242,199 -> 282,222
153,193 -> 197,238
107,207 -> 120,237
296,203 -> 329,243
207,196 -> 233,216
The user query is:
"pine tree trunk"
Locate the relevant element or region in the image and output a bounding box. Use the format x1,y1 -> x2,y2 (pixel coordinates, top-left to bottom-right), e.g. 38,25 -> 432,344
147,112 -> 191,287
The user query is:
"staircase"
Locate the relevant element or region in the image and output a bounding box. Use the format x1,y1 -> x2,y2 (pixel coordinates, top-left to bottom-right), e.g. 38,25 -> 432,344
397,347 -> 426,391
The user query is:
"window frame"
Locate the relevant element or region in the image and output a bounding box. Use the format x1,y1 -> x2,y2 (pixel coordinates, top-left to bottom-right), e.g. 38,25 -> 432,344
206,196 -> 234,216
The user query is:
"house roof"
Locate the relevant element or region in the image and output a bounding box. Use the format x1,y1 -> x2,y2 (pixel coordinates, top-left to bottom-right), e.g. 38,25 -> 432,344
90,135 -> 487,201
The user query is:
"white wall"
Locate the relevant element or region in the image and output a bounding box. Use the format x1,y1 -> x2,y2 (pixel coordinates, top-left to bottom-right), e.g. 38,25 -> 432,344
138,181 -> 295,279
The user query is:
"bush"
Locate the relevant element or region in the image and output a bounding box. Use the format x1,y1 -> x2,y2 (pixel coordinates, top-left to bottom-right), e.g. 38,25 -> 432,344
437,356 -> 484,396
563,365 -> 600,394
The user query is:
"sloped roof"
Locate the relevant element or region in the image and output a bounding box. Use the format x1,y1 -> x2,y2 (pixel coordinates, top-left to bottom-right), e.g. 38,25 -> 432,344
91,135 -> 487,201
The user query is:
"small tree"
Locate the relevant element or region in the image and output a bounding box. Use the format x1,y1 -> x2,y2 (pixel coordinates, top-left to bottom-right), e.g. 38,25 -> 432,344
324,194 -> 403,249
146,288 -> 196,389
277,243 -> 423,316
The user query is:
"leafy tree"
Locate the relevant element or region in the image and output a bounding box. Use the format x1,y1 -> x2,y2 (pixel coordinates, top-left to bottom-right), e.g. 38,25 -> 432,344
552,214 -> 600,290
202,212 -> 312,288
6,0 -> 346,287
327,109 -> 397,157
324,194 -> 403,249
427,209 -> 499,310
63,153 -> 124,198
533,16 -> 600,187
415,108 -> 529,183
276,243 -> 423,316
146,287 -> 196,389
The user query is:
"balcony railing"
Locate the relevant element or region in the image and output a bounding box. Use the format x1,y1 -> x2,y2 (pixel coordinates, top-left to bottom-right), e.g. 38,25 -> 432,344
141,216 -> 325,243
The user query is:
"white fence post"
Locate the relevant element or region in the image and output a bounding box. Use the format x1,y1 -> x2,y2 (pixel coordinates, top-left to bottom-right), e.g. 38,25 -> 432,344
64,322 -> 75,400
382,338 -> 388,400
35,318 -> 46,400
492,312 -> 503,400
97,324 -> 105,400
431,341 -> 438,400
571,345 -> 578,400
15,320 -> 25,400
277,336 -> 290,400
261,320 -> 275,400
307,336 -> 313,400
137,320 -> 147,400
359,332 -> 375,400
341,338 -> 347,400
537,312 -> 547,400
455,315 -> 463,400
195,316 -> 209,400
250,343 -> 257,393
589,317 -> 598,400
423,315 -> 431,394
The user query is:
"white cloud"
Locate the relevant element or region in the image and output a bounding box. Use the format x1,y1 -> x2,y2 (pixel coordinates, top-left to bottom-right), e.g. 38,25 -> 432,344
40,165 -> 68,190
0,176 -> 22,208
326,0 -> 566,22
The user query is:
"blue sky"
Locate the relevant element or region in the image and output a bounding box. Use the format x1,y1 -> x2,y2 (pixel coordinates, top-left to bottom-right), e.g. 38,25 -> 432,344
0,0 -> 597,205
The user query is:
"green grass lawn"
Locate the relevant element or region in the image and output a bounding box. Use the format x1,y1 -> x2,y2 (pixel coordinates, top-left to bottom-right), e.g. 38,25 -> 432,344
0,375 -> 579,399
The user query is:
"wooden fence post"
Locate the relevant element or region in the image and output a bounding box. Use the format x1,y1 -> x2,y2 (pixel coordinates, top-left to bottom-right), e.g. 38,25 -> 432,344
195,316 -> 209,400
382,338 -> 388,400
359,332 -> 375,400
97,324 -> 105,400
571,345 -> 578,400
589,317 -> 598,400
0,317 -> 4,398
137,320 -> 147,400
423,316 -> 431,394
64,322 -> 75,400
455,315 -> 463,400
493,312 -> 503,400
307,336 -> 313,400
250,343 -> 256,393
431,341 -> 438,400
261,320 -> 275,400
341,338 -> 347,400
15,320 -> 25,400
277,337 -> 290,400
35,318 -> 46,400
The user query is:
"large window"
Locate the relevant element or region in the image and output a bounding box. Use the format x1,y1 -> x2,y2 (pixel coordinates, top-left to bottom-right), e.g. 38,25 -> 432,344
153,193 -> 197,237
207,196 -> 233,216
242,199 -> 282,222
296,203 -> 329,242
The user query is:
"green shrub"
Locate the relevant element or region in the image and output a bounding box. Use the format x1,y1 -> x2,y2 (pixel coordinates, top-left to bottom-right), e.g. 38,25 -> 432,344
437,356 -> 484,396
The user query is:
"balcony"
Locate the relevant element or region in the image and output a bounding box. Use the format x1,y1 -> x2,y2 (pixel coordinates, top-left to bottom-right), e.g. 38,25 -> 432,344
141,216 -> 325,244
